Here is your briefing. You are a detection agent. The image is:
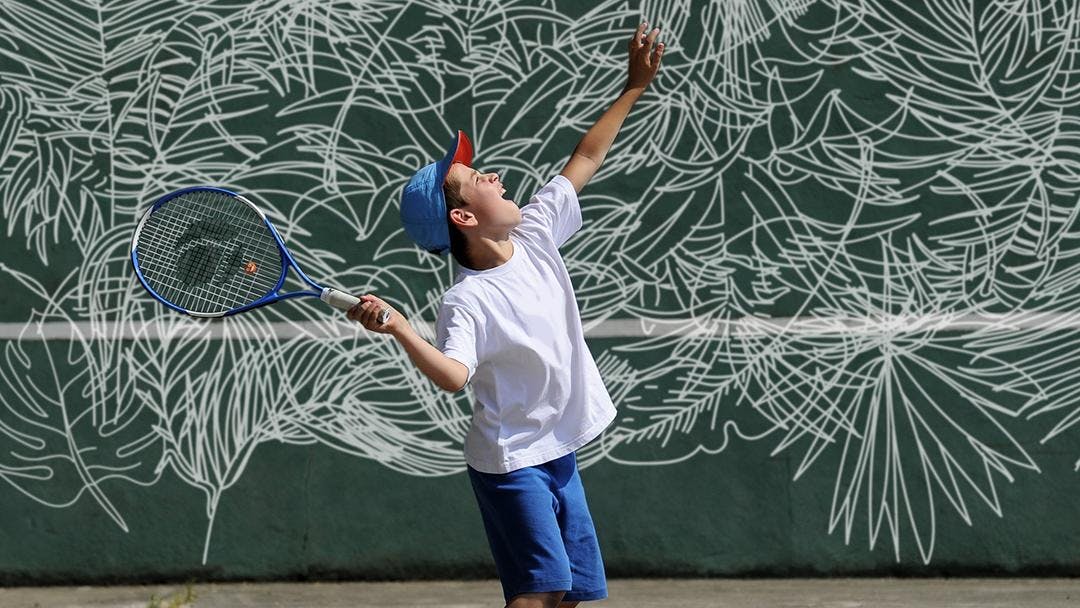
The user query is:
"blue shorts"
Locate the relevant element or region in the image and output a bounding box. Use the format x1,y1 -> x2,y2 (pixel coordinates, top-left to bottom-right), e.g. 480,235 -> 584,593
467,451 -> 608,604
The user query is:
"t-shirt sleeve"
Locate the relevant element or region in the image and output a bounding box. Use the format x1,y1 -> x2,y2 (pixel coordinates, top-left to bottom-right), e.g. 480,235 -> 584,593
522,174 -> 583,248
434,299 -> 479,387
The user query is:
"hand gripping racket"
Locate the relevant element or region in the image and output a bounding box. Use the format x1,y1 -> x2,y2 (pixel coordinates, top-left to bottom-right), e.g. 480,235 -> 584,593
130,186 -> 390,323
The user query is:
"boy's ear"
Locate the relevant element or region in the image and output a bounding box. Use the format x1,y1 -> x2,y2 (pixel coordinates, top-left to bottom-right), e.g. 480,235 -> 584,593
449,207 -> 474,228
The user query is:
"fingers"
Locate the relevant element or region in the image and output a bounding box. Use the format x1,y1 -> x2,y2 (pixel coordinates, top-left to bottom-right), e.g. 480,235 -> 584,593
632,21 -> 648,49
362,301 -> 376,326
346,301 -> 364,323
645,26 -> 660,48
631,23 -> 659,51
347,294 -> 385,329
363,295 -> 382,326
630,21 -> 664,68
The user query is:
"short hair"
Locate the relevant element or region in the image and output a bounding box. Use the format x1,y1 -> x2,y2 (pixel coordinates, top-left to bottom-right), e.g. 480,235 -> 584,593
443,170 -> 472,268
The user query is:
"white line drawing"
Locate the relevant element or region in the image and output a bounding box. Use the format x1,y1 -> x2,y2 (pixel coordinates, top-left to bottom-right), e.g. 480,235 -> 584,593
1,0 -> 1078,567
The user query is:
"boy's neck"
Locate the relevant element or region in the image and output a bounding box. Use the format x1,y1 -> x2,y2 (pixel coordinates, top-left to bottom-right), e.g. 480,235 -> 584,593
464,234 -> 515,270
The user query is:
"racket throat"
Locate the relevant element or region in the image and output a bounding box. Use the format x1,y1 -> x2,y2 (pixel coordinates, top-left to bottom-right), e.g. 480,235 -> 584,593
278,269 -> 321,300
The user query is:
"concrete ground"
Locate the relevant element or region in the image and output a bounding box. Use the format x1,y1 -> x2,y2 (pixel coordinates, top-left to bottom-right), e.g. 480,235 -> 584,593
0,578 -> 1078,608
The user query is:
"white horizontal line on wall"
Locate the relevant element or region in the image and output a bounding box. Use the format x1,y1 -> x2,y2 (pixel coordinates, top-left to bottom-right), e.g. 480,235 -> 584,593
1,312 -> 1078,341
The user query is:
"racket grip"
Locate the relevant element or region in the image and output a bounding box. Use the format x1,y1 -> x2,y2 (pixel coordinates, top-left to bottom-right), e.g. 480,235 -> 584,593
320,288 -> 391,324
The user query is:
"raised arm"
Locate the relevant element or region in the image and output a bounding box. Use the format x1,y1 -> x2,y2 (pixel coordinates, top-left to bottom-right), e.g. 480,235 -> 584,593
560,21 -> 665,193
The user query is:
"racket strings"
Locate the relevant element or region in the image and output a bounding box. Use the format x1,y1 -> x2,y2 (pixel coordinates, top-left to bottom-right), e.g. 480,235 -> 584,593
135,190 -> 283,314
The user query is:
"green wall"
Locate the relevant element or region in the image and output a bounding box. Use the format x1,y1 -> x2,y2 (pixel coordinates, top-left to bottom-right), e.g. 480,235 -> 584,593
2,0 -> 1079,584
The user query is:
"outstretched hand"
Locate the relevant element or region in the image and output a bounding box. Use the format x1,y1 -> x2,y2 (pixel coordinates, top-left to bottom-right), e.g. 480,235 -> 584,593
627,21 -> 665,91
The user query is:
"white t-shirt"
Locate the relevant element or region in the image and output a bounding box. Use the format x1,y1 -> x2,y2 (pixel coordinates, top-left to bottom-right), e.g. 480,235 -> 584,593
435,174 -> 618,474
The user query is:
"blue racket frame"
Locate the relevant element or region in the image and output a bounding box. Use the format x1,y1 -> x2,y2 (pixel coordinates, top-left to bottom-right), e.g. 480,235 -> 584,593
131,186 -> 341,318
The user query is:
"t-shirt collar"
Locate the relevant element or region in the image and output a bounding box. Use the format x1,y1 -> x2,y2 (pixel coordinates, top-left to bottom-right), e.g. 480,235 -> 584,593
458,235 -> 520,277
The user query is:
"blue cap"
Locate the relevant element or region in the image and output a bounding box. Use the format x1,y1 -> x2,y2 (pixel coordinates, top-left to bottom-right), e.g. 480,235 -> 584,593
400,130 -> 474,256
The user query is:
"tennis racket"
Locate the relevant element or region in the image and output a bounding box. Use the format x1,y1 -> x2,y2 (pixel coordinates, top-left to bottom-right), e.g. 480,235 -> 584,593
130,186 -> 390,323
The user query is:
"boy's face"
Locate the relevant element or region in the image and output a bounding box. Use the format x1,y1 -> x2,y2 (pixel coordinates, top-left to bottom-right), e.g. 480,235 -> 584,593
446,162 -> 521,235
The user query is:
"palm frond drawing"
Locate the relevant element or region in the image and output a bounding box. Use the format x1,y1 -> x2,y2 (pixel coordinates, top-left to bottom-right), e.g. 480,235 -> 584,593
0,265 -> 161,533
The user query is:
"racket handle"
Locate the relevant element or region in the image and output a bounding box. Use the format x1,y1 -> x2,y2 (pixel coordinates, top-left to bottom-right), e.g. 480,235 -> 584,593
320,288 -> 391,324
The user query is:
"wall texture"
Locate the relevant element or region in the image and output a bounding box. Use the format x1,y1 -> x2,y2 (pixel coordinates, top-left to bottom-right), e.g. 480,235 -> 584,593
1,0 -> 1079,584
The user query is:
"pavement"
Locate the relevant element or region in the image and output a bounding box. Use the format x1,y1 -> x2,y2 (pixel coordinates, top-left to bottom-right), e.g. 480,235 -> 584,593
0,578 -> 1078,607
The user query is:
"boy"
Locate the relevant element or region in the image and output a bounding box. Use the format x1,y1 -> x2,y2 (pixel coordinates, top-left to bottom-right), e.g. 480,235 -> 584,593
348,23 -> 665,608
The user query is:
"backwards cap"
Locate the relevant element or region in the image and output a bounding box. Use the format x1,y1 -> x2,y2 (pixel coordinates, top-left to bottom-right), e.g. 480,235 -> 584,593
400,130 -> 474,255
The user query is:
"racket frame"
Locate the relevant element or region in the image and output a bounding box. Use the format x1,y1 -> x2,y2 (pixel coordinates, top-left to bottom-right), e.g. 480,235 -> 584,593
131,186 -> 359,318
